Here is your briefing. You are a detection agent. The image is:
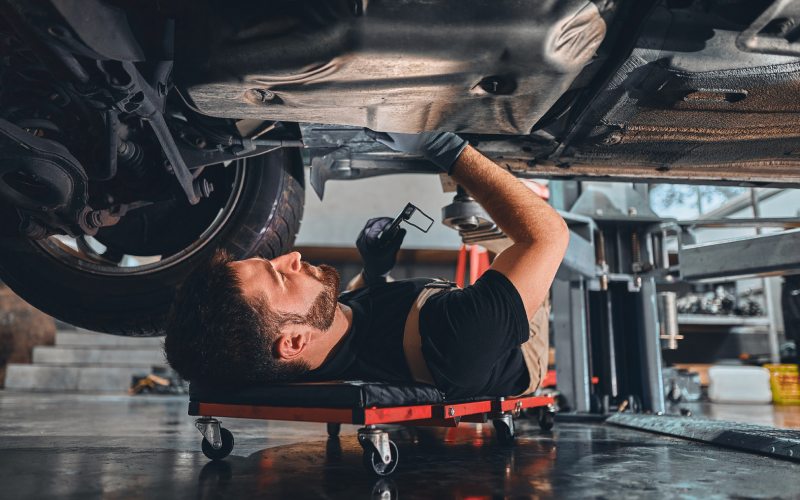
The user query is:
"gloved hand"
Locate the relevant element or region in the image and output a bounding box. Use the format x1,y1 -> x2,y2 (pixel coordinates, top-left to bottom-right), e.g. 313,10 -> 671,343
356,217 -> 406,284
365,129 -> 468,175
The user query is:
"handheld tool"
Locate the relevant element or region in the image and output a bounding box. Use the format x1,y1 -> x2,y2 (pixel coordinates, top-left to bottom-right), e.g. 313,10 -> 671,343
377,202 -> 434,246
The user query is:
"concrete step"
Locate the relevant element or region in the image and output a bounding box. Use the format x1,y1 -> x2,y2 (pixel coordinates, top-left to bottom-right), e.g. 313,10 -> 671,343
55,330 -> 164,347
32,346 -> 166,366
4,364 -> 158,392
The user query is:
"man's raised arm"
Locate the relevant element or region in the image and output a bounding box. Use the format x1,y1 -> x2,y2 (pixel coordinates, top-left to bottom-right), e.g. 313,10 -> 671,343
367,130 -> 569,319
450,146 -> 569,318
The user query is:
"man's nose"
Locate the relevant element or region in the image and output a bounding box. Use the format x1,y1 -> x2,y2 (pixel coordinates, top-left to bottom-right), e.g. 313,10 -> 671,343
271,251 -> 302,272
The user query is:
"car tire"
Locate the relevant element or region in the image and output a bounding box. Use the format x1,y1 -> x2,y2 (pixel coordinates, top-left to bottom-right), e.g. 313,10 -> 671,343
0,148 -> 304,336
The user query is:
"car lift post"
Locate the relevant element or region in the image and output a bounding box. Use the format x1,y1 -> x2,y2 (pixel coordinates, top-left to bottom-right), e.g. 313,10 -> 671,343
551,181 -> 670,415
550,181 -> 800,463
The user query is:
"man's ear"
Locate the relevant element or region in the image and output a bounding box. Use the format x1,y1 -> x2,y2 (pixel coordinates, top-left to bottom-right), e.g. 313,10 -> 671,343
274,325 -> 312,361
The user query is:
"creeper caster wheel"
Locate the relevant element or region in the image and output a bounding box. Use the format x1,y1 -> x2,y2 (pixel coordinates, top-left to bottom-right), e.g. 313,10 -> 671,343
358,426 -> 399,476
538,407 -> 556,431
493,414 -> 516,445
327,422 -> 341,437
201,427 -> 234,461
362,440 -> 399,476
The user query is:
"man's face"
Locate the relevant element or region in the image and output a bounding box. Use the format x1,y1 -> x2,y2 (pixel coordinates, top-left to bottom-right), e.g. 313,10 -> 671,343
230,252 -> 340,330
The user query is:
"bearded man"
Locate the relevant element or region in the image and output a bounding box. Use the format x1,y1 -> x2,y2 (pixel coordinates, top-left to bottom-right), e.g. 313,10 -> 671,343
164,131 -> 568,399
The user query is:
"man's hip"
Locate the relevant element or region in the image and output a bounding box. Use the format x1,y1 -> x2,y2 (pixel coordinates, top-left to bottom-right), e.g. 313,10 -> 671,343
513,297 -> 550,397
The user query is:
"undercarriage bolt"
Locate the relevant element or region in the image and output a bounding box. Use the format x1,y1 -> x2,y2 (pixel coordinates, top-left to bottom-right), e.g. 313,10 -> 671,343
775,18 -> 796,36
245,88 -> 278,104
602,131 -> 623,145
19,217 -> 47,239
194,178 -> 214,198
86,210 -> 103,228
477,75 -> 516,95
118,140 -> 141,163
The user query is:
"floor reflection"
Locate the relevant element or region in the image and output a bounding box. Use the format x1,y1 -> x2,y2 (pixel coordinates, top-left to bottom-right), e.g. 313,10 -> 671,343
190,421 -> 800,500
195,425 -> 558,499
1,392 -> 798,499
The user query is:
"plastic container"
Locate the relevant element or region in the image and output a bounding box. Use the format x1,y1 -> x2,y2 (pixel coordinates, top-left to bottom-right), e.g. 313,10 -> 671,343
707,365 -> 772,404
764,364 -> 800,405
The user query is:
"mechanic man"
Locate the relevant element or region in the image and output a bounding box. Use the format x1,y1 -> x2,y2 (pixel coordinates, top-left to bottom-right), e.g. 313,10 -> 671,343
165,132 -> 569,398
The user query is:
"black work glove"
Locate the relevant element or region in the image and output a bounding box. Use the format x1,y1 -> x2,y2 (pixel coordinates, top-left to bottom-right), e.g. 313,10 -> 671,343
364,129 -> 469,175
356,217 -> 406,285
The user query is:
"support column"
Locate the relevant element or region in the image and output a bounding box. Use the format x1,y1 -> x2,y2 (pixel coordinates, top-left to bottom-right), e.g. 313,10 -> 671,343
637,277 -> 666,414
553,278 -> 592,412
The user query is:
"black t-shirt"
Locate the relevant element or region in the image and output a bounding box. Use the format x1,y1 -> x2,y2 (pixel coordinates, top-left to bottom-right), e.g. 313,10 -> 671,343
307,270 -> 530,398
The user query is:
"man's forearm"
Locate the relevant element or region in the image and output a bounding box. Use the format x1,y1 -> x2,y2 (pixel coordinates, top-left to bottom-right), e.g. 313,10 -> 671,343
364,131 -> 566,317
450,146 -> 567,245
451,145 -> 568,317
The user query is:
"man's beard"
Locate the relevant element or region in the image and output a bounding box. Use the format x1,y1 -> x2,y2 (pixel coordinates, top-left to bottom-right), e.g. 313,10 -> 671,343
300,262 -> 340,331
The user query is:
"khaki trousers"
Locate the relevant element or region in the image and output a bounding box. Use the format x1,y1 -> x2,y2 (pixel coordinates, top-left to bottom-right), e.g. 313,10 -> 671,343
512,296 -> 551,396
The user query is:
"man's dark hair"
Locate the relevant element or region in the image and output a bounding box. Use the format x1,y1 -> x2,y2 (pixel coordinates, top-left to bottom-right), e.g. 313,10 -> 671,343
164,249 -> 309,385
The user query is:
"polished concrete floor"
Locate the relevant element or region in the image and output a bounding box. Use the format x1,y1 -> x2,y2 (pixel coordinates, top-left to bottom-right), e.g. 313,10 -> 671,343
1,391 -> 799,499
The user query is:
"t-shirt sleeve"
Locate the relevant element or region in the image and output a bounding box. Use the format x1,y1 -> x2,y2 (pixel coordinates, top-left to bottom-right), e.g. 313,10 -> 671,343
419,270 -> 529,391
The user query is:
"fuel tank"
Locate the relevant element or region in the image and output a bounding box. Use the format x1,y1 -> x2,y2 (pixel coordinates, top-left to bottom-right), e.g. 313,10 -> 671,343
177,0 -> 608,134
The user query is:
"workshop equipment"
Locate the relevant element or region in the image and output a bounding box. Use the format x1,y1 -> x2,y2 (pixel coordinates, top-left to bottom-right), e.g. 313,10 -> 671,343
708,365 -> 772,404
657,292 -> 683,350
377,202 -> 433,246
765,364 -> 800,405
454,244 -> 491,287
189,380 -> 556,476
129,366 -> 188,395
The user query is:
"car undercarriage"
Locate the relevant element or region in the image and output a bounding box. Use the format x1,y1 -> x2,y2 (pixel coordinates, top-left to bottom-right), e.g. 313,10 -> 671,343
177,0 -> 800,190
0,0 -> 798,334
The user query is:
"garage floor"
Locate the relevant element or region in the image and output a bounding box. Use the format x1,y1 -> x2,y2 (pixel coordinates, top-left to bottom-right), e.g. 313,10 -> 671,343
1,392 -> 799,499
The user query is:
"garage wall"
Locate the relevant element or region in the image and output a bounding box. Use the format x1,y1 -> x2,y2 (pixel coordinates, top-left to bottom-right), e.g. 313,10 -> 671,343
295,171 -> 462,250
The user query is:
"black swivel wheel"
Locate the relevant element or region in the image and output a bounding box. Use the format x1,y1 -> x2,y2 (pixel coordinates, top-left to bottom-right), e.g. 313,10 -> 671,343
493,418 -> 516,446
201,427 -> 235,461
362,440 -> 399,476
538,408 -> 555,431
327,422 -> 341,437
